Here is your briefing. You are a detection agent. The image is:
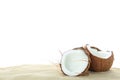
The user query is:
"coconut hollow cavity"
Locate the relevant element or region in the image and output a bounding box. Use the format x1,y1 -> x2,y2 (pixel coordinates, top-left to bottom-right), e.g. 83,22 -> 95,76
60,47 -> 90,76
83,44 -> 114,72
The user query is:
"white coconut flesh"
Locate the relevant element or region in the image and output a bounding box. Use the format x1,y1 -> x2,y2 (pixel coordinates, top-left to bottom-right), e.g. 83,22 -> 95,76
87,45 -> 112,59
61,50 -> 89,76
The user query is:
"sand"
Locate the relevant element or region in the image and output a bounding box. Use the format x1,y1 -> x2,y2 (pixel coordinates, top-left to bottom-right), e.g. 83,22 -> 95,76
0,64 -> 120,80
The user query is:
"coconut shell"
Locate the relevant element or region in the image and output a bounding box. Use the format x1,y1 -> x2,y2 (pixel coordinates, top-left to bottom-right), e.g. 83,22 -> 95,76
60,47 -> 91,76
84,44 -> 114,72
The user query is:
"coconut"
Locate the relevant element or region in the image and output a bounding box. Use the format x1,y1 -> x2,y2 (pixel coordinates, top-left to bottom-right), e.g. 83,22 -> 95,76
60,47 -> 90,76
83,44 -> 114,72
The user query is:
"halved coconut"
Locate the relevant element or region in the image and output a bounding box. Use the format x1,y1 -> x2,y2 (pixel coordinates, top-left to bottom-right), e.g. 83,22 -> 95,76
60,47 -> 90,76
84,44 -> 114,72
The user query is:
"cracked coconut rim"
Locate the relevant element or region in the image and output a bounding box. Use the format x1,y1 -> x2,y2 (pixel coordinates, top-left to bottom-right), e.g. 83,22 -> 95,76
87,45 -> 112,59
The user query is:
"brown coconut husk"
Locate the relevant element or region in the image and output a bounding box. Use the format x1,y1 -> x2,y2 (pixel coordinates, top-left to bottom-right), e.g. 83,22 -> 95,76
83,44 -> 114,72
60,47 -> 91,76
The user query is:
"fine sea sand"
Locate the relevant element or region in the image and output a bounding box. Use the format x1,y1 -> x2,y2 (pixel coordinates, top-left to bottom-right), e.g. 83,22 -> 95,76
0,64 -> 120,80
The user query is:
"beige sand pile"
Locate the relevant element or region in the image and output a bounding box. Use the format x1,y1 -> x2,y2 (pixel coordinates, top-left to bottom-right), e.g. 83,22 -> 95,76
0,64 -> 120,80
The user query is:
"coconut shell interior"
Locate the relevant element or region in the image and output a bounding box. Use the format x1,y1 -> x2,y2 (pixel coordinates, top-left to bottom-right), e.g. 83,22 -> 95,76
73,47 -> 91,76
60,47 -> 91,76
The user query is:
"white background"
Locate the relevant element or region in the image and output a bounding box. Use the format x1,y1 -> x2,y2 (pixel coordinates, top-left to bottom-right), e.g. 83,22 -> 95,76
0,0 -> 120,68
